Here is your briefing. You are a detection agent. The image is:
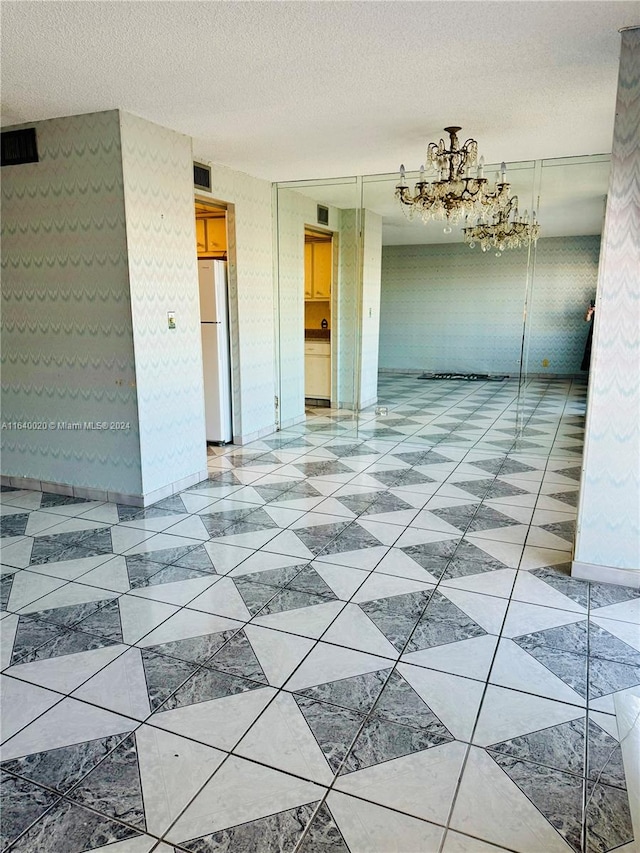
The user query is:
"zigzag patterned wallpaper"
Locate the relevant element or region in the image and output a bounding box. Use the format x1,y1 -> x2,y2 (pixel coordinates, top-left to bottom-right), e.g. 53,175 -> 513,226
524,236 -> 601,374
119,112 -> 206,497
379,241 -> 531,375
379,236 -> 600,376
575,28 -> 640,575
1,110 -> 142,494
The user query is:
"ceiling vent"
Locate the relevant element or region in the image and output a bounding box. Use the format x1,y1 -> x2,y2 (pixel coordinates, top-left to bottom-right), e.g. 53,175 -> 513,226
194,161 -> 212,192
1,128 -> 39,167
317,205 -> 329,226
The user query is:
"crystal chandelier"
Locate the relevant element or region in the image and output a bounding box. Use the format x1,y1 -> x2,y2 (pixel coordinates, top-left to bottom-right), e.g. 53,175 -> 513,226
463,197 -> 540,254
395,126 -> 511,225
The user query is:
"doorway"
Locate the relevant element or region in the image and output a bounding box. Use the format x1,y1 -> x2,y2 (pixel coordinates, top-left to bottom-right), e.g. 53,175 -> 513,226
304,228 -> 333,406
194,200 -> 233,445
195,200 -> 227,261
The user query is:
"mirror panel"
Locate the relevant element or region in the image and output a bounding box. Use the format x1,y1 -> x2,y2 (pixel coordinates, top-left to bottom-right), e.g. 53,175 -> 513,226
363,163 -> 535,447
272,155 -> 610,453
274,177 -> 362,439
521,155 -> 610,391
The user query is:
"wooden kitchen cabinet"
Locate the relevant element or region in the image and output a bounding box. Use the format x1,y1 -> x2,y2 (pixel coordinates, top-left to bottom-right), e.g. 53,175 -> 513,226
304,240 -> 332,300
196,217 -> 227,256
305,341 -> 331,398
205,217 -> 227,254
304,243 -> 314,299
196,219 -> 206,254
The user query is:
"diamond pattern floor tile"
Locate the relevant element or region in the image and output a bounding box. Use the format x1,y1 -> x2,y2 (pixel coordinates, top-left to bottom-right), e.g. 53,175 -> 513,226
2,377 -> 636,853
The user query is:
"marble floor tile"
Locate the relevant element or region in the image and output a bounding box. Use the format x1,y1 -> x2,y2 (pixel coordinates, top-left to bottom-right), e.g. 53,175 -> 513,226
5,643 -> 126,696
3,377 -> 637,853
6,797 -> 145,852
165,755 -> 326,847
0,770 -> 61,850
335,738 -> 467,826
450,746 -> 576,853
0,676 -> 63,744
0,697 -> 139,764
321,790 -> 445,853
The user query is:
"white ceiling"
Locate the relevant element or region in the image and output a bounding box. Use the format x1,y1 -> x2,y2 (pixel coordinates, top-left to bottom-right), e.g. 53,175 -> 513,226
2,1 -> 638,183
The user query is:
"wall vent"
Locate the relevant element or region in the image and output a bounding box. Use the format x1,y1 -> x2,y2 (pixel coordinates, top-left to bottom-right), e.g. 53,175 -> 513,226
317,205 -> 329,226
194,161 -> 212,191
1,128 -> 39,167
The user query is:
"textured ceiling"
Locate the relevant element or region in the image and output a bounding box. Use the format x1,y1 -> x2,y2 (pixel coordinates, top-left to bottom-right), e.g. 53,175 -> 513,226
2,1 -> 639,182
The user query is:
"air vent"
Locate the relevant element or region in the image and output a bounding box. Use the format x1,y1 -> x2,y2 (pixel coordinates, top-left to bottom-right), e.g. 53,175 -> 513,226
317,205 -> 329,226
194,161 -> 212,191
1,128 -> 39,167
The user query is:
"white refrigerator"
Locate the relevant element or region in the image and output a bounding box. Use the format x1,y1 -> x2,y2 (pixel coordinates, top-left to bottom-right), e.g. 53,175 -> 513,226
198,259 -> 233,443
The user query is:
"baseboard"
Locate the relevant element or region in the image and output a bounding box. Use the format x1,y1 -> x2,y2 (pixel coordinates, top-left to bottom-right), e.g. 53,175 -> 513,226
360,395 -> 378,409
0,468 -> 210,508
279,413 -> 307,430
572,559 -> 640,589
233,422 -> 278,446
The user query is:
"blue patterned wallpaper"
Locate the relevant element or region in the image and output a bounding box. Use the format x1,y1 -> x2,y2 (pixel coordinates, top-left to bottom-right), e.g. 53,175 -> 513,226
574,28 -> 640,575
379,241 -> 530,375
525,236 -> 601,375
1,111 -> 142,493
379,236 -> 600,376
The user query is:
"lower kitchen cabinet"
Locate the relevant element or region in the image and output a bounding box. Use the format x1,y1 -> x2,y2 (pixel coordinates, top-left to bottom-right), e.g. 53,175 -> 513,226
305,341 -> 331,398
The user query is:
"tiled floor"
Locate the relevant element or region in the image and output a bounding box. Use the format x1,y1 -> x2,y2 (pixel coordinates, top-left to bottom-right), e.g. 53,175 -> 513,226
1,375 -> 639,853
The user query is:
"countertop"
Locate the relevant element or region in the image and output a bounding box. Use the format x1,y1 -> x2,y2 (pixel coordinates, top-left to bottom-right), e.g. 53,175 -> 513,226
305,329 -> 331,341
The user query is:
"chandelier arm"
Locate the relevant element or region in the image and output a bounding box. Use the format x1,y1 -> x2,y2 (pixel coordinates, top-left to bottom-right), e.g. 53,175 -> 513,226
397,126 -> 527,229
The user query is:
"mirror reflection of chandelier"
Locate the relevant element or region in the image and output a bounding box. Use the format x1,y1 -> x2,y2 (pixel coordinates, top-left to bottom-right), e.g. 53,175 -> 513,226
395,126 -> 511,226
463,198 -> 541,255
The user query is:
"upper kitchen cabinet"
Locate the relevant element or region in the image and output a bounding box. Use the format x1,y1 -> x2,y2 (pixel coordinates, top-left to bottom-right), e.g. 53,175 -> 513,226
196,216 -> 227,257
304,237 -> 332,300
